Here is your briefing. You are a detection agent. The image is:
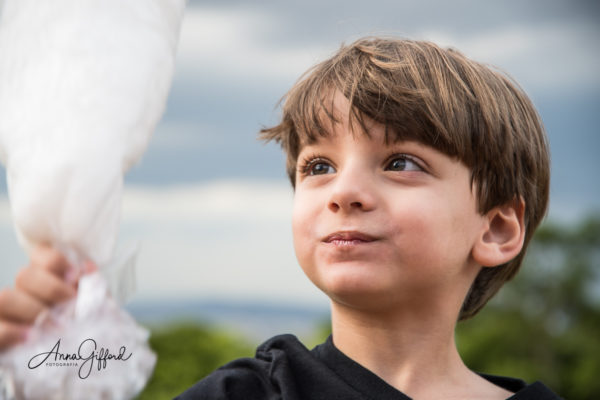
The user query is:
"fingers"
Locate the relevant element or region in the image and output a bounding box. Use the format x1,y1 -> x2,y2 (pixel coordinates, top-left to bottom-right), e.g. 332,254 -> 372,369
15,261 -> 76,306
29,244 -> 73,279
29,244 -> 98,283
0,246 -> 98,352
0,288 -> 41,351
0,320 -> 28,351
0,288 -> 46,324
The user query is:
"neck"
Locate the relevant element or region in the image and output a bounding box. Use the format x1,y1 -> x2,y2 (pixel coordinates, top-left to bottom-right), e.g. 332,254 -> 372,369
330,299 -> 471,397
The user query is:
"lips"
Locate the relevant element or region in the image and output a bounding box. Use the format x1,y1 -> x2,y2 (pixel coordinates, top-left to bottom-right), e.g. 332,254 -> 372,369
323,230 -> 377,244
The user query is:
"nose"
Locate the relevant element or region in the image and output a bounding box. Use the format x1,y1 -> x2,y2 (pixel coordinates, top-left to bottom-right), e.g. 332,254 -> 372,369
327,165 -> 377,213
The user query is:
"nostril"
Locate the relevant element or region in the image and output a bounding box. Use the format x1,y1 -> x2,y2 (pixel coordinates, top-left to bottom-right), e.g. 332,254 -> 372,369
329,200 -> 363,212
328,202 -> 340,212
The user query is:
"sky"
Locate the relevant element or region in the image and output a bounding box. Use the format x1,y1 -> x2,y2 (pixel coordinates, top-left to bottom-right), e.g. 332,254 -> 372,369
1,0 -> 599,308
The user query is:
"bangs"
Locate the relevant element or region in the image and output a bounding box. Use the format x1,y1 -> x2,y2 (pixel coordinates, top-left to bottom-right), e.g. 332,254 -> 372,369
284,40 -> 470,165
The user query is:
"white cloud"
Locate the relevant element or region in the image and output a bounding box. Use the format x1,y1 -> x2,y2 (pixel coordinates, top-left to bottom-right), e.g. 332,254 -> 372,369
121,179 -> 292,222
173,6 -> 332,84
418,22 -> 600,93
119,179 -> 323,305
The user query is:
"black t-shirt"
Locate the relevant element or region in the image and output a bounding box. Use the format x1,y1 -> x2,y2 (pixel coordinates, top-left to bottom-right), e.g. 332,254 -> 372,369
174,334 -> 561,400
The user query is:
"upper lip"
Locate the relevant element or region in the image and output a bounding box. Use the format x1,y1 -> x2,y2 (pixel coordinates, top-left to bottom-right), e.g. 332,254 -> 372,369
323,230 -> 378,243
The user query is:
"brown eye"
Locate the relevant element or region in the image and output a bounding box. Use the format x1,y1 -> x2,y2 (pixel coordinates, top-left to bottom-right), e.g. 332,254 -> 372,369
385,155 -> 422,172
309,162 -> 335,175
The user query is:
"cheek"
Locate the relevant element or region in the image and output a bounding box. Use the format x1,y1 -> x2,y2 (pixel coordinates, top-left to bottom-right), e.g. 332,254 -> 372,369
388,197 -> 481,269
387,213 -> 433,260
386,198 -> 456,261
291,193 -> 309,241
291,192 -> 318,267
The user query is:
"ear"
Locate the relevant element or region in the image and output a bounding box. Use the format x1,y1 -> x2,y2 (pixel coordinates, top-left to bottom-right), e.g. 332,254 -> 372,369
472,197 -> 526,267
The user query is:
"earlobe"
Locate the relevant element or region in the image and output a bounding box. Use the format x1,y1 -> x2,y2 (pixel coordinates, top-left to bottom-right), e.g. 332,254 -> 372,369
472,198 -> 526,267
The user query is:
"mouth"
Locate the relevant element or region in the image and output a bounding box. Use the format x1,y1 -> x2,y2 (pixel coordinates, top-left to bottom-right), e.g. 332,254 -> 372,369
322,230 -> 378,246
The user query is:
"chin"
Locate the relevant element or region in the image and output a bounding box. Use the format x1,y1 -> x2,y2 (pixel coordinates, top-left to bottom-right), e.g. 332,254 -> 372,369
319,272 -> 397,309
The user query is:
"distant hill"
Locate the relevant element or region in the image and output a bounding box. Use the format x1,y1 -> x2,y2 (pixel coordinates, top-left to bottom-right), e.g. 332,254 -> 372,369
125,298 -> 329,342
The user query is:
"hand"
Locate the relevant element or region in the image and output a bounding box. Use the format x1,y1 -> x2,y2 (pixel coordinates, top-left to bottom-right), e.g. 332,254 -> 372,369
0,244 -> 96,351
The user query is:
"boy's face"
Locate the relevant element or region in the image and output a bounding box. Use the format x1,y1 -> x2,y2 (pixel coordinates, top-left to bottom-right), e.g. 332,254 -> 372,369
292,92 -> 488,312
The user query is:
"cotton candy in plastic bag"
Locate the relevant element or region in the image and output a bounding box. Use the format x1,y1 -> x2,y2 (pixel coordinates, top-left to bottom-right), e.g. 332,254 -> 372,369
0,0 -> 186,399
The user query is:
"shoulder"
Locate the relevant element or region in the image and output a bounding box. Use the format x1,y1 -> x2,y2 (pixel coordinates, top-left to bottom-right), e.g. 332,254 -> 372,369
481,374 -> 563,400
510,381 -> 563,400
173,334 -> 312,400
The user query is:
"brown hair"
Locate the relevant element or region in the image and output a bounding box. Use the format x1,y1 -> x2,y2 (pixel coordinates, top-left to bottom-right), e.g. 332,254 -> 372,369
260,37 -> 550,320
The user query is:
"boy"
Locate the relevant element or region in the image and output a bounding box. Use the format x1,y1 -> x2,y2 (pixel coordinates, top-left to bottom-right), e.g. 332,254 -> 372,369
176,37 -> 559,399
1,37 -> 560,399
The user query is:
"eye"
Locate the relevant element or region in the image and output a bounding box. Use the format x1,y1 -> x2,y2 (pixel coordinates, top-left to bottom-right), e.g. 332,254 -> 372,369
307,160 -> 336,176
299,156 -> 336,176
384,154 -> 423,172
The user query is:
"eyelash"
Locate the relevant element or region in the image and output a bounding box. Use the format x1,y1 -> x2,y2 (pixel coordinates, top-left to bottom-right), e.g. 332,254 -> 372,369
298,153 -> 330,176
297,152 -> 426,176
383,152 -> 425,172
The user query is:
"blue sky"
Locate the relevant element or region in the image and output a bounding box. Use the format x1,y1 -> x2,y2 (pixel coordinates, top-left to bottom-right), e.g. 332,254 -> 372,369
1,0 -> 599,306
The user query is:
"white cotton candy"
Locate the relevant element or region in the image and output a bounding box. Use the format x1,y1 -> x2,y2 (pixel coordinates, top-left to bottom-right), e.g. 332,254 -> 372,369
0,0 -> 186,264
0,0 -> 186,399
